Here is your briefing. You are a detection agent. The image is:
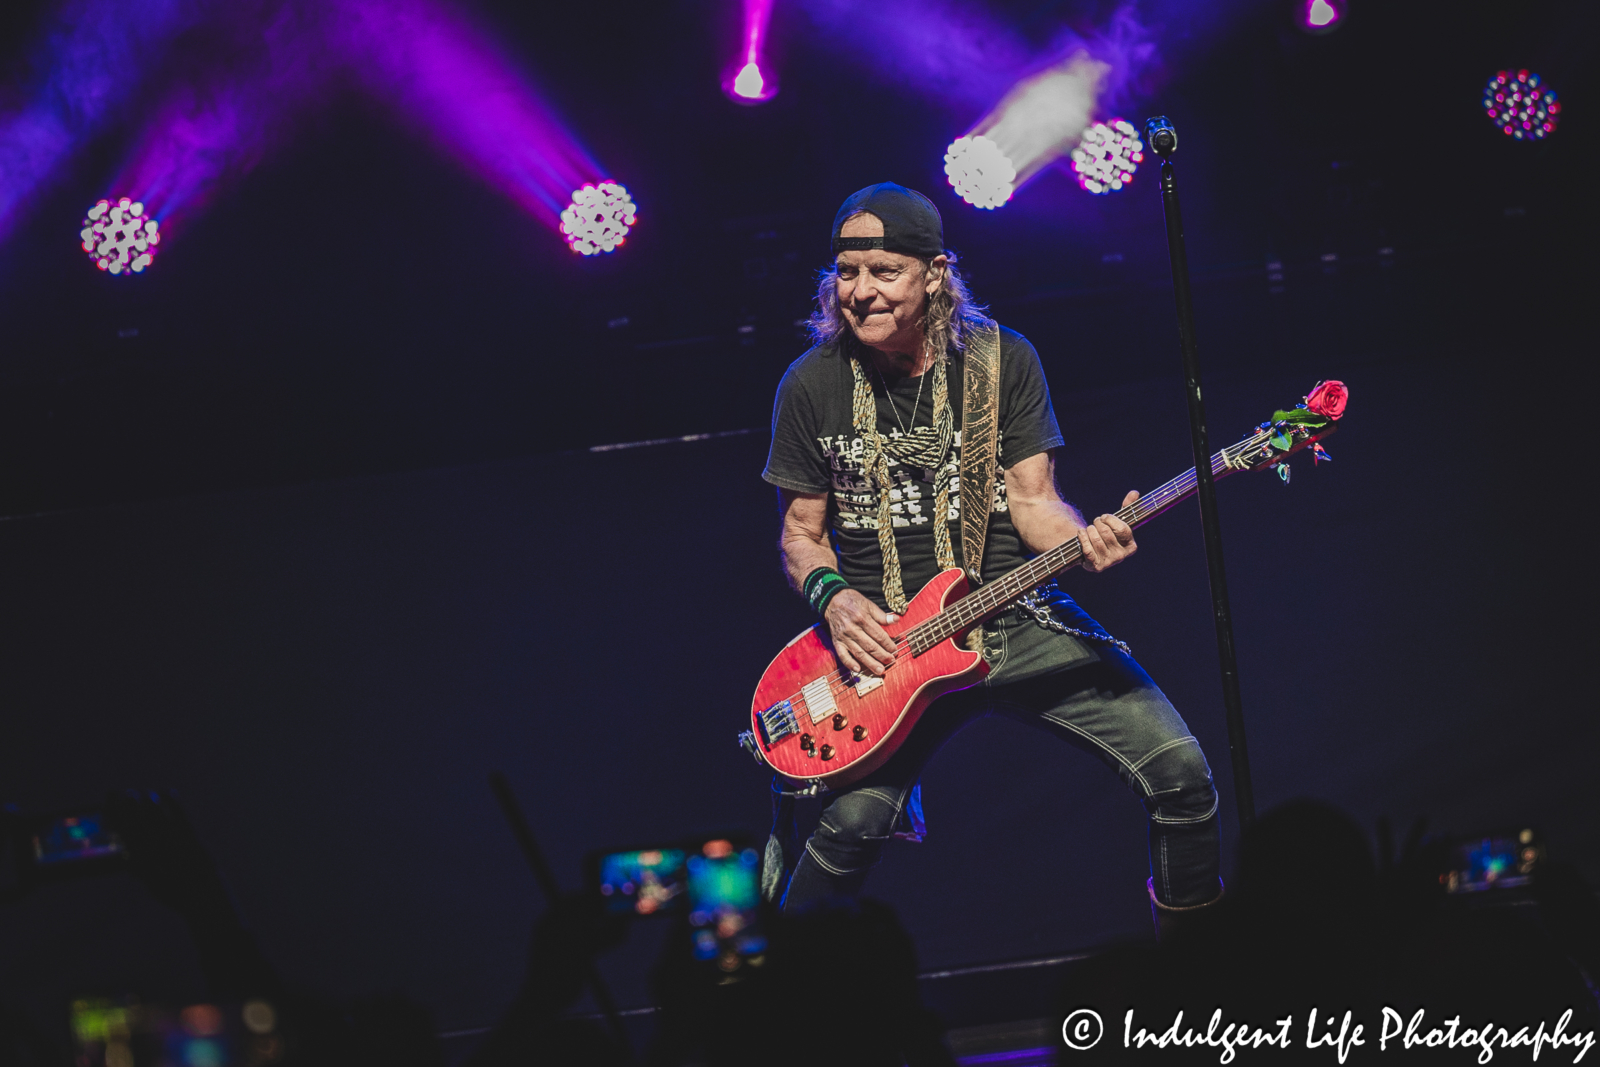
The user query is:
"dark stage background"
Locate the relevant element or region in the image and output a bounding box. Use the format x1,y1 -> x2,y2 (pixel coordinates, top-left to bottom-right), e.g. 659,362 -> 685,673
0,0 -> 1594,1041
1,347 -> 1593,1032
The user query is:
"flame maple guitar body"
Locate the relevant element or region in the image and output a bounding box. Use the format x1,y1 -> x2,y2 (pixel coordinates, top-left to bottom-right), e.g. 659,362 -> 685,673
749,568 -> 989,787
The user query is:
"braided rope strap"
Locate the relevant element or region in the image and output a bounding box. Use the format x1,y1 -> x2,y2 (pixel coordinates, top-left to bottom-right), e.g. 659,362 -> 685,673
958,322 -> 1002,584
849,352 -> 955,613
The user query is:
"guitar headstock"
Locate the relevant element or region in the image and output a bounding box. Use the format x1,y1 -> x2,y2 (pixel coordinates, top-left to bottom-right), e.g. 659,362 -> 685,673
1229,380 -> 1348,480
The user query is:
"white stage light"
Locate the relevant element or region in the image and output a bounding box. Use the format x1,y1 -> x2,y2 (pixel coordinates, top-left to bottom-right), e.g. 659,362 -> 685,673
80,197 -> 161,274
943,136 -> 1016,210
1070,119 -> 1144,194
943,52 -> 1109,209
560,182 -> 637,256
732,62 -> 766,100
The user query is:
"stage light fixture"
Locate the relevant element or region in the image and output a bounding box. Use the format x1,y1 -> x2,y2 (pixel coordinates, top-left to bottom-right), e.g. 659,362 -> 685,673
945,53 -> 1108,207
732,62 -> 767,100
80,197 -> 160,274
1070,119 -> 1143,194
1483,70 -> 1559,140
943,135 -> 1016,210
560,182 -> 636,255
1295,0 -> 1346,34
724,0 -> 777,103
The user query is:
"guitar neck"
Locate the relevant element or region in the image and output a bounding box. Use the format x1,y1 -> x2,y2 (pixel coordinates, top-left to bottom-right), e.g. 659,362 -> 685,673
906,430 -> 1272,653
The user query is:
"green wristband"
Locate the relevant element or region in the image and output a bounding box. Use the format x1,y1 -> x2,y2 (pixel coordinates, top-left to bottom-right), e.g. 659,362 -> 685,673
803,567 -> 852,615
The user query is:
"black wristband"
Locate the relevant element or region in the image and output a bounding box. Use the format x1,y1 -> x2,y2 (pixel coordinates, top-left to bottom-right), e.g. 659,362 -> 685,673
813,576 -> 851,615
803,567 -> 852,615
802,566 -> 837,600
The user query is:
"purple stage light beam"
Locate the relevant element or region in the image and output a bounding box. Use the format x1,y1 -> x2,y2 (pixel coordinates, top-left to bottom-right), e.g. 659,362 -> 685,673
111,3 -> 342,233
338,0 -> 614,233
797,0 -> 1032,109
0,0 -> 204,243
725,0 -> 778,104
107,0 -> 627,253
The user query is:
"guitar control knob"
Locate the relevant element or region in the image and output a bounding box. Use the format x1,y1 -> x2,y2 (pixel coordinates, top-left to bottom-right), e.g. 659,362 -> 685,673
831,713 -> 848,731
852,725 -> 867,742
800,733 -> 814,751
819,744 -> 834,760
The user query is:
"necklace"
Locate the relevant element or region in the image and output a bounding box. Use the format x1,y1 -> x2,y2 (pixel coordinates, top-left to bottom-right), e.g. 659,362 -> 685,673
871,349 -> 931,437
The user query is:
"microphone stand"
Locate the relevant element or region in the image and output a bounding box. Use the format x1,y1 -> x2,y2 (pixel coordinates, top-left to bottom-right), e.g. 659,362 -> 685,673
489,771 -> 630,1047
1143,116 -> 1256,828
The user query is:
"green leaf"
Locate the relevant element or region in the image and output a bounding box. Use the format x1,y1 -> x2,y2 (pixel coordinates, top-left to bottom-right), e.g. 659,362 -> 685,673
1270,433 -> 1293,452
1270,408 -> 1330,427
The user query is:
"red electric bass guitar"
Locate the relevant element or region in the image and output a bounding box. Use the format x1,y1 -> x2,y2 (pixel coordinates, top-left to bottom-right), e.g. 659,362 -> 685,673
739,387 -> 1345,788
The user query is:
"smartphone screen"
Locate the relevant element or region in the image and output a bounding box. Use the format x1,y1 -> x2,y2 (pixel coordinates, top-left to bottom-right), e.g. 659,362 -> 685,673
1442,829 -> 1540,894
70,997 -> 283,1066
594,848 -> 690,916
686,838 -> 766,978
33,813 -> 125,866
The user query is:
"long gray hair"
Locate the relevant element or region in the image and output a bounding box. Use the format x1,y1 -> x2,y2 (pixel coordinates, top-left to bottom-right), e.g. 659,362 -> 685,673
806,249 -> 991,358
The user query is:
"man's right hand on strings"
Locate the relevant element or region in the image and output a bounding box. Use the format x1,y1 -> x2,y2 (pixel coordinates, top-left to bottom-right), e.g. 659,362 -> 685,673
778,486 -> 901,676
825,590 -> 899,677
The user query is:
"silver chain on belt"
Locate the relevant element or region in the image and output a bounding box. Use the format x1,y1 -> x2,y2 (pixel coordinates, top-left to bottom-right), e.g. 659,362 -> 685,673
1014,588 -> 1133,656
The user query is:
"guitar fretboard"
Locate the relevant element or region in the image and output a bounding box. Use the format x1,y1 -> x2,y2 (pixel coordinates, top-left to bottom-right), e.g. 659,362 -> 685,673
904,429 -> 1273,654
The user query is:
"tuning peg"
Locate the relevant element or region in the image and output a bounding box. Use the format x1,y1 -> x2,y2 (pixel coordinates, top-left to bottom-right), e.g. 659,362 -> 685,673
1276,462 -> 1291,484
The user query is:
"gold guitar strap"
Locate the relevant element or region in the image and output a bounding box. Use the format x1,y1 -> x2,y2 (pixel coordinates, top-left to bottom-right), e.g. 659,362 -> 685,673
959,321 -> 1003,584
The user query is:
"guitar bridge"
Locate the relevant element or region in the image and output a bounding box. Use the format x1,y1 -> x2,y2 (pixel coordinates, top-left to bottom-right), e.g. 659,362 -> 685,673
757,699 -> 799,746
848,672 -> 884,697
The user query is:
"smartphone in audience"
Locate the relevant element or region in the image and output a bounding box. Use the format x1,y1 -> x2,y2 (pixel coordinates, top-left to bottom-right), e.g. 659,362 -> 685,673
70,997 -> 283,1066
6,809 -> 129,888
686,837 -> 766,980
1441,828 -> 1541,894
587,845 -> 692,916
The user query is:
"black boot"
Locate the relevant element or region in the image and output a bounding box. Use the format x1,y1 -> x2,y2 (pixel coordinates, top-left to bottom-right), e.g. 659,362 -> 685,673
1147,877 -> 1223,942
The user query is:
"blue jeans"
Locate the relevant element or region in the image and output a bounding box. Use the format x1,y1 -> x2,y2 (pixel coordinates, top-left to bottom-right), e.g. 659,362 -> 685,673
769,590 -> 1222,911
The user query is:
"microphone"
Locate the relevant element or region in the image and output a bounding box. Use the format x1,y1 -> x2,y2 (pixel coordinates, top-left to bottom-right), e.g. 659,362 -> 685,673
1144,116 -> 1178,158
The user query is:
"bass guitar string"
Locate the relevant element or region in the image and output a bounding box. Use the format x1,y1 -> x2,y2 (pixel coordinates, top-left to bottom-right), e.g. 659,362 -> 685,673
784,438 -> 1248,714
757,518 -> 1126,735
760,433 -> 1269,731
760,430 -> 1284,726
919,469 -> 1214,640
909,430 -> 1273,645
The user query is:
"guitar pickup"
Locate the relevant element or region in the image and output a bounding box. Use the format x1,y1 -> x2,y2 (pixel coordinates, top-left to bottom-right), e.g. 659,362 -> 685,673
802,676 -> 838,724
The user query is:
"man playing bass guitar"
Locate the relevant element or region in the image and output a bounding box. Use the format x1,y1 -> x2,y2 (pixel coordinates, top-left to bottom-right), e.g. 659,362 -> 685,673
759,183 -> 1223,935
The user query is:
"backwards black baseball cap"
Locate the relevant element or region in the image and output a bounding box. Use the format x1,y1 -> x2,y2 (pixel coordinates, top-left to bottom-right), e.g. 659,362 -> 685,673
830,182 -> 945,259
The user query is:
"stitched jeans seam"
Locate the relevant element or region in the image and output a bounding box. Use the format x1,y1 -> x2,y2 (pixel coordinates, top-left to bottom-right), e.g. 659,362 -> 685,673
1035,713 -> 1156,797
804,840 -> 877,876
1150,793 -> 1220,825
1129,735 -> 1199,774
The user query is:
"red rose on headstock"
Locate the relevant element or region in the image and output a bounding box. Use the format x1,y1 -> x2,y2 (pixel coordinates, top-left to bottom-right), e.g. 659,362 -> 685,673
1305,380 -> 1348,420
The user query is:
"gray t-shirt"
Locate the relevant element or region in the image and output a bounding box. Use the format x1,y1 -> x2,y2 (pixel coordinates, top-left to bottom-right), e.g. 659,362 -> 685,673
762,326 -> 1064,611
